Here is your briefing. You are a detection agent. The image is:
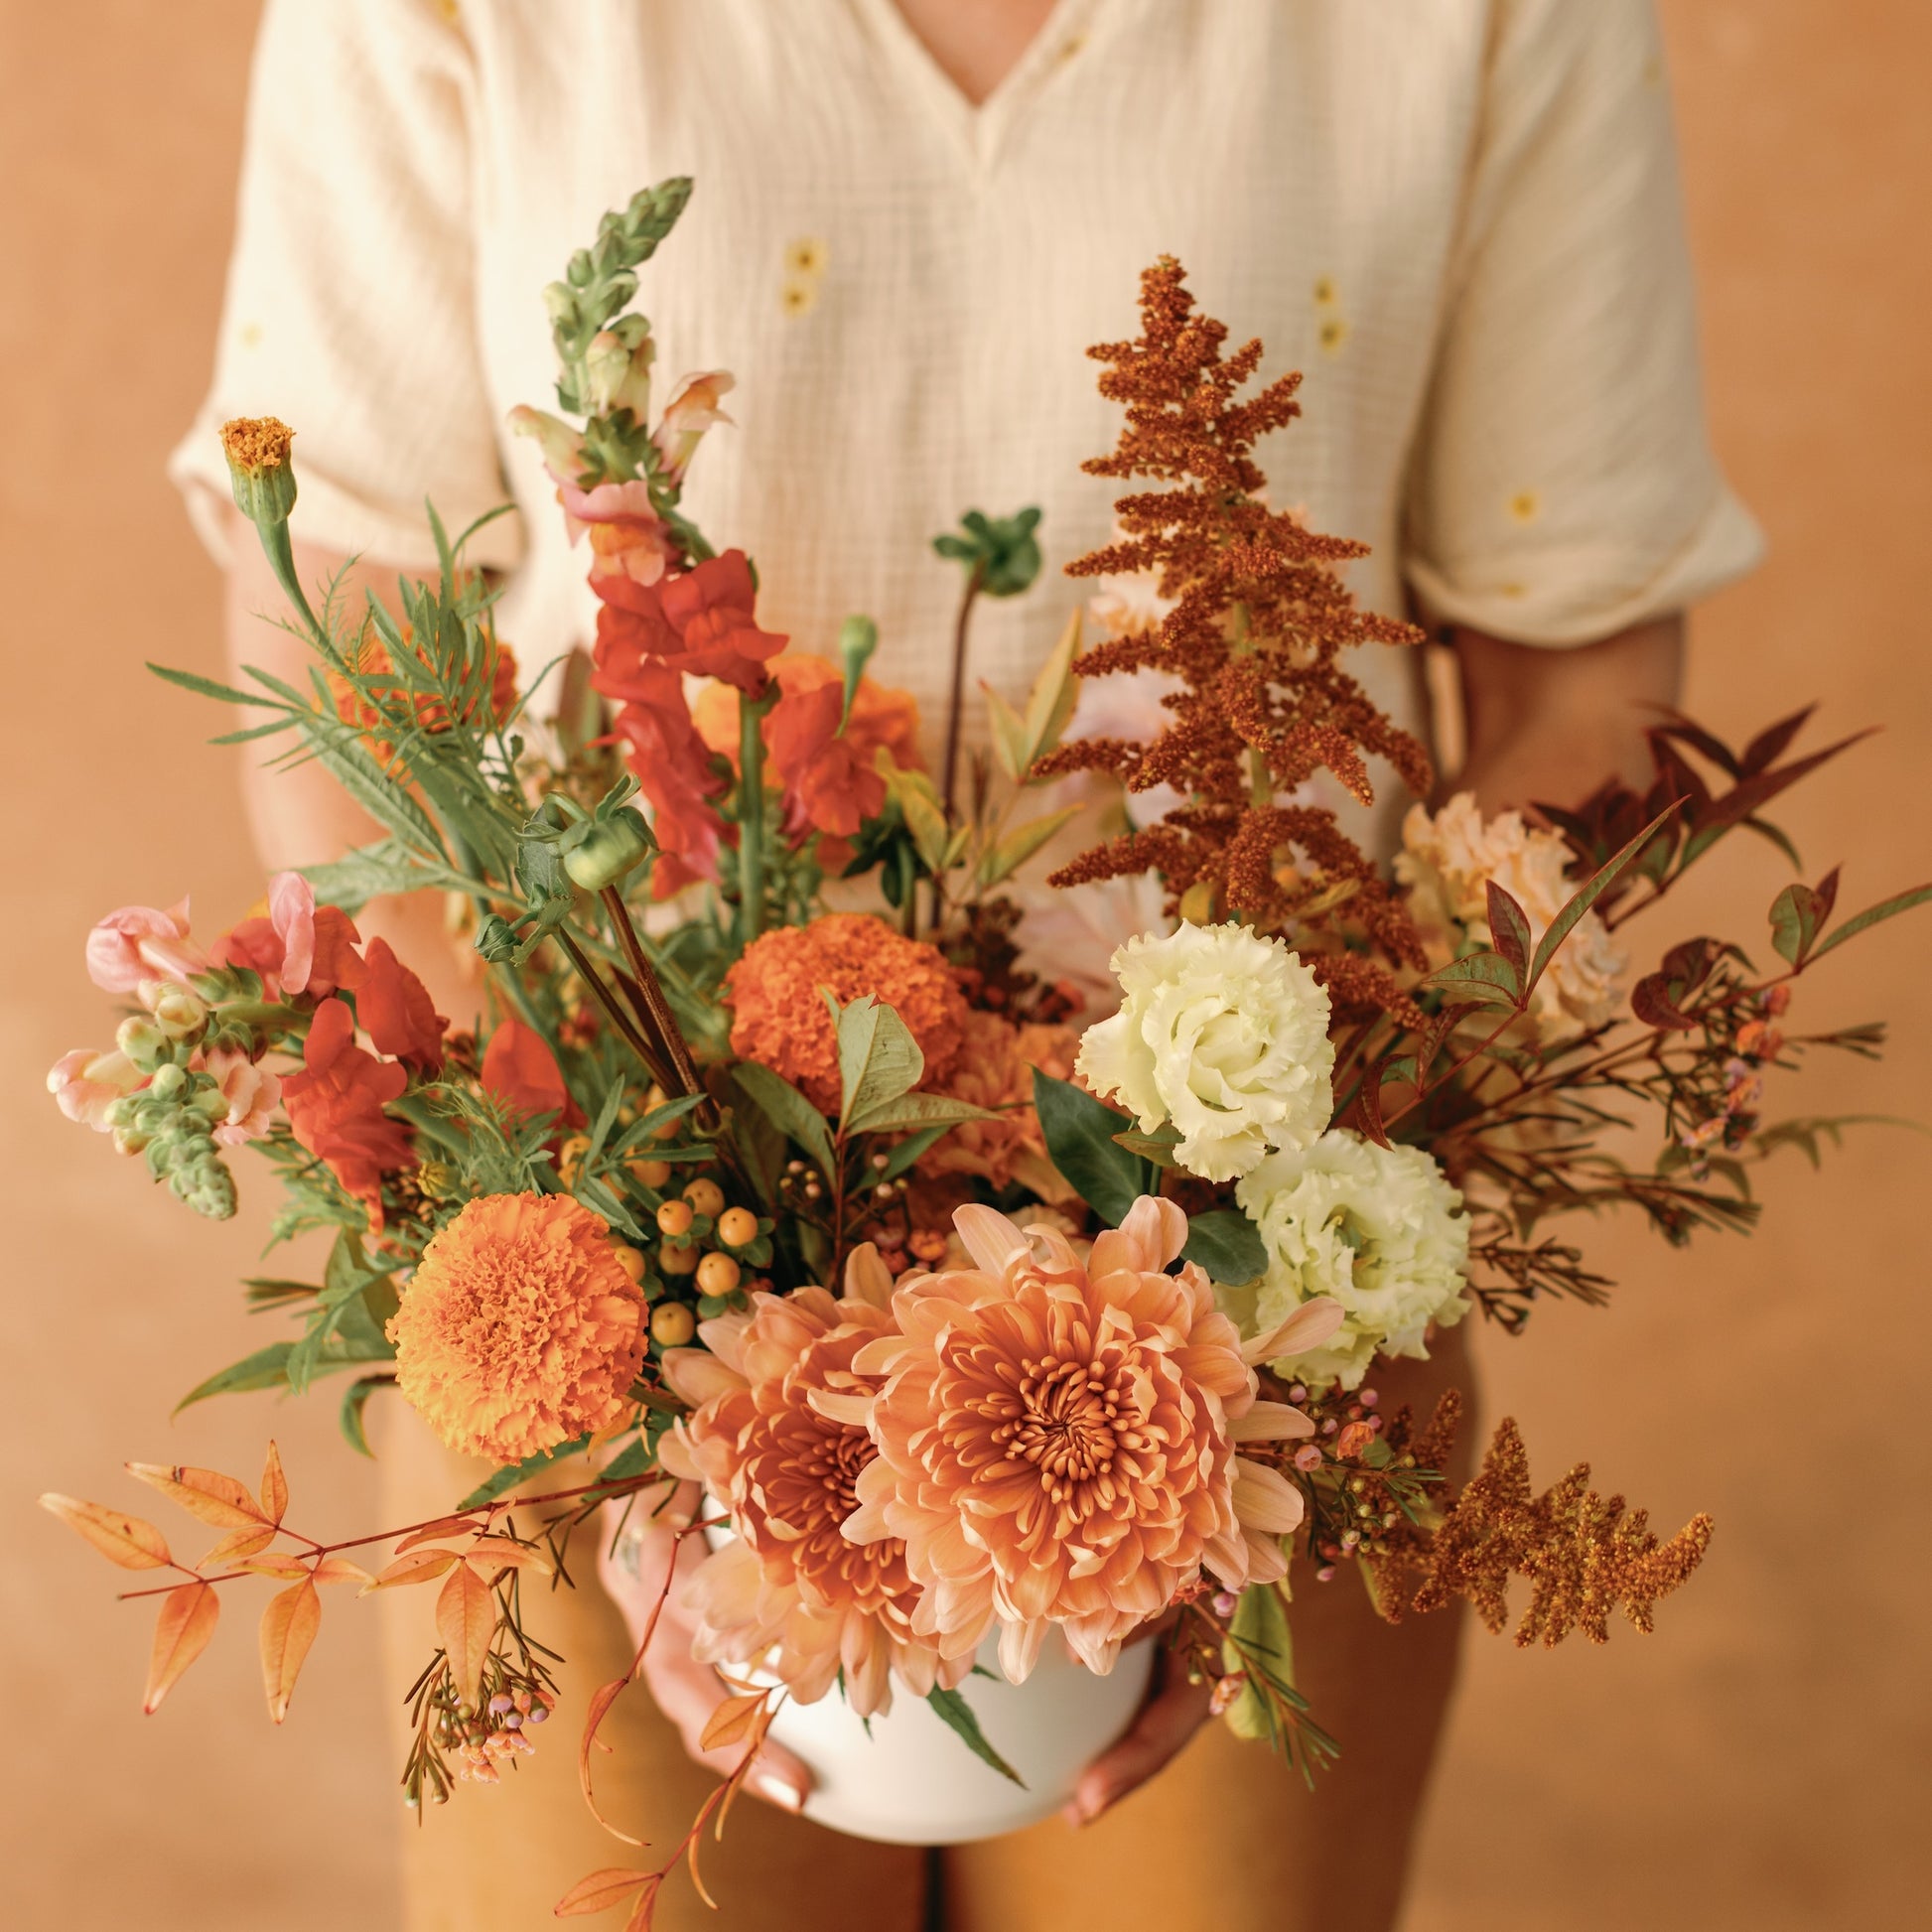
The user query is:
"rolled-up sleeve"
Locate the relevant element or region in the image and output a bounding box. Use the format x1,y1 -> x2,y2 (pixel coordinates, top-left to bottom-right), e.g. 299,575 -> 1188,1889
169,0 -> 522,574
1403,0 -> 1761,645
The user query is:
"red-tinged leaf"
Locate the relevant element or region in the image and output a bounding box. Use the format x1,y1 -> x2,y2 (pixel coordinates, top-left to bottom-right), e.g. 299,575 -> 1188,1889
1770,875 -> 1836,966
392,1515 -> 485,1556
360,1547 -> 463,1593
1807,882 -> 1932,965
1529,802 -> 1680,993
580,1676 -> 647,1847
40,1494 -> 172,1571
260,1442 -> 289,1526
125,1463 -> 264,1530
310,1557 -> 373,1587
554,1868 -> 654,1917
466,1542 -> 553,1583
1350,1052 -> 1397,1151
1484,881 -> 1532,981
1680,731 -> 1875,863
1740,704 -> 1816,776
1651,714 -> 1740,778
698,1690 -> 770,1754
199,1525 -> 277,1571
436,1561 -> 495,1706
623,1878 -> 665,1932
259,1578 -> 321,1724
1631,973 -> 1699,1032
1422,949 -> 1521,1009
144,1582 -> 220,1715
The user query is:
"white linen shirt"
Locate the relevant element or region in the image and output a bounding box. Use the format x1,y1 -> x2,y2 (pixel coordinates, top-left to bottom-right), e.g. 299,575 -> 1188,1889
173,0 -> 1760,869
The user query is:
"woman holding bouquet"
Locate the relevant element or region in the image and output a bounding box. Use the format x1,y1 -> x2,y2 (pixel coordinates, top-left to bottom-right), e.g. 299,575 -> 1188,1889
174,2 -> 1757,1926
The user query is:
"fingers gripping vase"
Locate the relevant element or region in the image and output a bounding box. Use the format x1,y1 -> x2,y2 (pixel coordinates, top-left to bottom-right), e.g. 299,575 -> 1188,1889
758,1633 -> 1155,1845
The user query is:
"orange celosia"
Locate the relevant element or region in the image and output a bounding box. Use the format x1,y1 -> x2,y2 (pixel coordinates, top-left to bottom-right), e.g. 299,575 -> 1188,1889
388,1193 -> 646,1462
658,1250 -> 970,1717
329,621 -> 518,767
845,1197 -> 1343,1682
724,913 -> 968,1115
918,1010 -> 1081,1200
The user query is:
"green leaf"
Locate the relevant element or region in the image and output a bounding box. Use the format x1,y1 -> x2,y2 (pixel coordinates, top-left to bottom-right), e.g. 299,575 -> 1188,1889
455,1434 -> 595,1512
846,1092 -> 995,1138
1527,802 -> 1680,994
732,1063 -> 838,1179
1806,883 -> 1932,965
302,839 -> 436,913
877,1122 -> 956,1182
977,805 -> 1084,889
1422,950 -> 1521,1008
338,1375 -> 391,1458
1180,1209 -> 1268,1287
172,1337 -> 384,1415
1021,608 -> 1083,768
982,682 -> 1033,785
1222,1584 -> 1300,1746
833,994 -> 924,1129
581,1435 -> 661,1500
1031,1070 -> 1151,1225
147,661 -> 275,708
1112,1124 -> 1182,1169
924,1685 -> 1026,1788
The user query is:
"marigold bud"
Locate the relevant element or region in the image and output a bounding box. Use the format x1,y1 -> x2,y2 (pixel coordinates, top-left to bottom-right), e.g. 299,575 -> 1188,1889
220,416 -> 298,526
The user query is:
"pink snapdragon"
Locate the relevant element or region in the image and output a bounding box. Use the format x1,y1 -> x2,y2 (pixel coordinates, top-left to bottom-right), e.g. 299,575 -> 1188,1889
85,899 -> 207,994
210,871 -> 364,999
201,1046 -> 283,1148
47,1048 -> 145,1131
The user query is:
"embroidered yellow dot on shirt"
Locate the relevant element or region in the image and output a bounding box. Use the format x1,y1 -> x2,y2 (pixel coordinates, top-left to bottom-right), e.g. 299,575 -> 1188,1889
1318,315 -> 1349,354
1508,489 -> 1541,523
1312,275 -> 1338,308
780,279 -> 819,319
1057,35 -> 1086,63
237,322 -> 263,348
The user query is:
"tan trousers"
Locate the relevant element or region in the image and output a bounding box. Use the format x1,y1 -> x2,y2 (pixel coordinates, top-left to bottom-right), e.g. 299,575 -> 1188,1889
375,1331 -> 1472,1932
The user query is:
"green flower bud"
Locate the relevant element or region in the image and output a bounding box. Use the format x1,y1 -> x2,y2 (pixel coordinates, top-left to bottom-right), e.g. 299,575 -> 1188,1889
147,983 -> 208,1041
473,912 -> 523,964
147,1062 -> 188,1104
116,1017 -> 171,1072
220,417 -> 299,527
563,807 -> 655,892
112,1125 -> 151,1157
837,615 -> 879,733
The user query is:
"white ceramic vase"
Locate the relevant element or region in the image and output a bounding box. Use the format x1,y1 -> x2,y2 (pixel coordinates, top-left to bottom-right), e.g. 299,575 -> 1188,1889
759,1633 -> 1155,1845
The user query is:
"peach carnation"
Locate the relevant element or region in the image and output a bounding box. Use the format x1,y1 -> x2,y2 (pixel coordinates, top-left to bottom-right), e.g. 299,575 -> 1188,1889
388,1193 -> 645,1462
657,1250 -> 968,1717
919,1011 -> 1081,1201
845,1197 -> 1342,1682
724,913 -> 968,1115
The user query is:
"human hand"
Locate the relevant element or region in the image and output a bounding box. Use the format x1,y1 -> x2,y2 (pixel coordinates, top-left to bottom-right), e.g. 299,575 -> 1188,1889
1061,1639 -> 1211,1828
596,1492 -> 814,1814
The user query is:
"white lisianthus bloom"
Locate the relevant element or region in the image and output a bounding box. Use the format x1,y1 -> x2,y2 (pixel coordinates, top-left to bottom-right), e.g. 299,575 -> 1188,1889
1234,1132 -> 1469,1391
1395,792 -> 1627,1038
1076,922 -> 1333,1182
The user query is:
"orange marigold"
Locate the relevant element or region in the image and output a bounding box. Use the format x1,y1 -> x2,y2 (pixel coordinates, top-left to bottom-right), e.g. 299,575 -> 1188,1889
692,653 -> 922,774
919,1010 -> 1081,1201
329,621 -> 519,767
724,913 -> 968,1115
388,1193 -> 645,1462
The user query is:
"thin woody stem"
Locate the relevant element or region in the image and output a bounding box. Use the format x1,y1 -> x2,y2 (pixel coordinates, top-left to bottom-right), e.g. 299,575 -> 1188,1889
940,560 -> 985,822
598,886 -> 717,1130
553,926 -> 675,1092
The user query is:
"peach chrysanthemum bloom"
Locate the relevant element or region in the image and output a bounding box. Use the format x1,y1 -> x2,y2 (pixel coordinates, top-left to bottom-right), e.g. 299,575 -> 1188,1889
657,1249 -> 969,1717
388,1193 -> 645,1462
918,1010 -> 1081,1201
724,913 -> 968,1115
846,1197 -> 1343,1682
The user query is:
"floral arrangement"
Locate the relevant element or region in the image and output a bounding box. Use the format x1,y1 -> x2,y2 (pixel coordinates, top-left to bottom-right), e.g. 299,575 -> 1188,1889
44,180 -> 1927,1924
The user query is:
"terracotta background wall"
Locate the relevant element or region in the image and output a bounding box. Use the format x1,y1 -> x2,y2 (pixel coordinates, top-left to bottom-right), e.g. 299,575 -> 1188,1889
2,3 -> 1926,1926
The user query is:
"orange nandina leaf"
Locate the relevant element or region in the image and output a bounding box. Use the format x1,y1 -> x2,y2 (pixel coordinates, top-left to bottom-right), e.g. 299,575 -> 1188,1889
198,1525 -> 277,1571
436,1562 -> 494,1705
466,1542 -> 553,1582
698,1691 -> 770,1754
553,1867 -> 654,1917
40,1494 -> 171,1570
392,1515 -> 485,1556
144,1582 -> 220,1715
259,1442 -> 289,1526
259,1577 -> 321,1724
360,1547 -> 463,1593
579,1676 -> 646,1847
126,1462 -> 265,1529
227,1554 -> 313,1582
310,1557 -> 373,1587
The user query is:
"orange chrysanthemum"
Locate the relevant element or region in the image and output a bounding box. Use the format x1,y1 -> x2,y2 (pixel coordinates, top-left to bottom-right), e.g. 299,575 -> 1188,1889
388,1193 -> 645,1462
658,1252 -> 969,1716
918,1010 -> 1081,1201
329,621 -> 519,767
724,913 -> 969,1115
846,1197 -> 1343,1682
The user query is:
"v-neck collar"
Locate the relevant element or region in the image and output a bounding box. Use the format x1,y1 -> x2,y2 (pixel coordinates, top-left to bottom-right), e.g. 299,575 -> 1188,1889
848,0 -> 1108,171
